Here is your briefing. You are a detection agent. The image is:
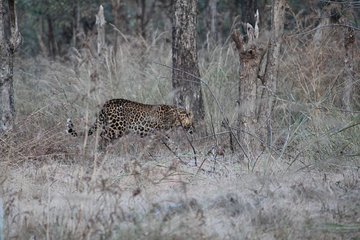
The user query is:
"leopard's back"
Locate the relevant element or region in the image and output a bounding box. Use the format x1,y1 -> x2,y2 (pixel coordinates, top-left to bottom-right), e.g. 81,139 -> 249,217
66,98 -> 193,144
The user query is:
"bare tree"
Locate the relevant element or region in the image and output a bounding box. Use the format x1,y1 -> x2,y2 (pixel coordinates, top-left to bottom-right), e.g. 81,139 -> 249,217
172,0 -> 205,125
96,5 -> 106,56
0,0 -> 21,136
232,0 -> 286,163
232,13 -> 264,162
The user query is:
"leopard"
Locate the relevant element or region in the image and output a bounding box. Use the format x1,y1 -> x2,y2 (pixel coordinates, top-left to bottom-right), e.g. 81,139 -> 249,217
66,98 -> 194,149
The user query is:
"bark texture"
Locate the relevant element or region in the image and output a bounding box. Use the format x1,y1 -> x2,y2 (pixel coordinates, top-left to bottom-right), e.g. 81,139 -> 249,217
232,0 -> 285,163
232,23 -> 264,162
172,0 -> 205,124
0,0 -> 21,136
259,0 -> 286,147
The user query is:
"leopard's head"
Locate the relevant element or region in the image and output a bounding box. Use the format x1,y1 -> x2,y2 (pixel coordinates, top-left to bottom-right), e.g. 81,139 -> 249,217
176,109 -> 194,134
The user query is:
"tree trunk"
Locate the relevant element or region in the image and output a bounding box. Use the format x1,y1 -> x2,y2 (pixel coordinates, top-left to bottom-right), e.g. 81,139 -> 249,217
259,0 -> 286,148
111,0 -> 127,34
96,5 -> 106,56
232,1 -> 285,164
207,0 -> 218,46
137,0 -> 146,39
0,0 -> 21,136
72,0 -> 81,47
342,28 -> 354,112
232,22 -> 263,163
230,0 -> 239,22
47,14 -> 56,58
172,0 -> 205,126
240,0 -> 257,26
136,0 -> 157,39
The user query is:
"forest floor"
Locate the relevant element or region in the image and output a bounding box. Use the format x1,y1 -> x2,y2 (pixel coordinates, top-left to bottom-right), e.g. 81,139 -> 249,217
1,133 -> 360,239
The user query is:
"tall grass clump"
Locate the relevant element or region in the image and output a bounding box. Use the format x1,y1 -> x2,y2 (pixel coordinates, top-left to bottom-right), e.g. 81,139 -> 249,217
277,27 -> 360,168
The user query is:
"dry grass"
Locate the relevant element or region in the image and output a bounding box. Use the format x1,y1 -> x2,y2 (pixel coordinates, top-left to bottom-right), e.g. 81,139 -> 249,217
0,27 -> 359,239
2,155 -> 360,239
